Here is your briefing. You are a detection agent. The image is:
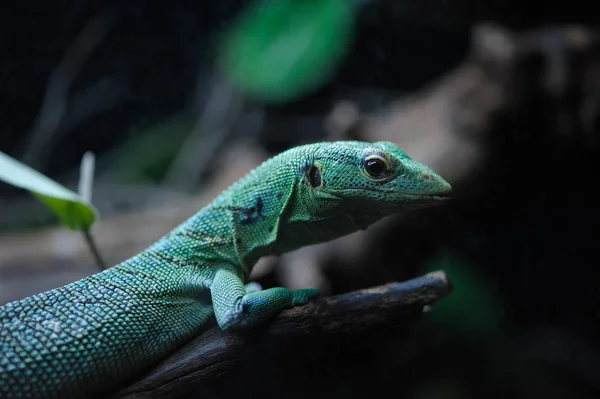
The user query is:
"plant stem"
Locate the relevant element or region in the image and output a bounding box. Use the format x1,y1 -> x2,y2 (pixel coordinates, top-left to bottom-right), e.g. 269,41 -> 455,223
83,228 -> 107,270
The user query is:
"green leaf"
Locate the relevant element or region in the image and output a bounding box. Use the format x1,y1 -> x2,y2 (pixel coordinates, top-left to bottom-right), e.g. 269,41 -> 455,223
0,151 -> 97,231
220,0 -> 354,103
423,250 -> 504,335
113,115 -> 194,183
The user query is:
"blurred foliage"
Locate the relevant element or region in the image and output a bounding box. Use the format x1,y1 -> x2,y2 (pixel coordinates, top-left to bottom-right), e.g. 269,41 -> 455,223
0,151 -> 97,231
113,115 -> 194,184
219,0 -> 354,103
423,250 -> 506,336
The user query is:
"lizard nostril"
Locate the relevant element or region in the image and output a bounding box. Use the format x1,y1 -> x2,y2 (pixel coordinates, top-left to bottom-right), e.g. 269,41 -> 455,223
421,171 -> 432,182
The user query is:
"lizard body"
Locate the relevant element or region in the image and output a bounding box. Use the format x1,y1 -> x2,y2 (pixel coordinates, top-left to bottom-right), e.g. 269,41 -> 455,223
0,141 -> 451,398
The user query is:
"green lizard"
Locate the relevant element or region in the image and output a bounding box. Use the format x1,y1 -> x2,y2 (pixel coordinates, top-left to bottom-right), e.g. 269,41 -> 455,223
0,141 -> 451,398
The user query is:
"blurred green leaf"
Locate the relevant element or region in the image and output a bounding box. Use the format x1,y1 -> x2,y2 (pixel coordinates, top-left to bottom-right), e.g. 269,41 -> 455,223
423,250 -> 504,335
220,0 -> 354,103
114,115 -> 194,183
0,151 -> 97,231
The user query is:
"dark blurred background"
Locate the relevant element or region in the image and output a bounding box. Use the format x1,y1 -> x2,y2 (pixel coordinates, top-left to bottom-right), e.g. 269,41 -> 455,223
2,1 -> 600,398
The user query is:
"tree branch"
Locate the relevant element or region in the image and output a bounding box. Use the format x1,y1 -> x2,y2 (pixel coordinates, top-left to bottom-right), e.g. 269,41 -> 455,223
114,271 -> 451,399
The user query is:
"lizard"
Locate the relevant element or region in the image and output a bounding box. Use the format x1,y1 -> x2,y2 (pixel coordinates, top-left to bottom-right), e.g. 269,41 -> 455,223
0,140 -> 452,398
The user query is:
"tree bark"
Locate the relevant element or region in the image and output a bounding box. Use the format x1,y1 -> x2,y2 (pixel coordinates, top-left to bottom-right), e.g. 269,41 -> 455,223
114,271 -> 451,399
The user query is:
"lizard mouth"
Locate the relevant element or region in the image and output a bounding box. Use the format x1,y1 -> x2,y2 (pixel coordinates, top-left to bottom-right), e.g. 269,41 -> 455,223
336,187 -> 452,202
373,190 -> 453,209
407,191 -> 452,199
397,191 -> 452,204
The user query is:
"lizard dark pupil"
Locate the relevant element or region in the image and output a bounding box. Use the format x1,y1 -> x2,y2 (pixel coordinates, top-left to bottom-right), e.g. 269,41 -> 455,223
366,159 -> 386,176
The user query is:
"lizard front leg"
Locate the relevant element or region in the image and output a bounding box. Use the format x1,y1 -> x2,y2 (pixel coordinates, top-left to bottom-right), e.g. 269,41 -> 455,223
210,267 -> 319,330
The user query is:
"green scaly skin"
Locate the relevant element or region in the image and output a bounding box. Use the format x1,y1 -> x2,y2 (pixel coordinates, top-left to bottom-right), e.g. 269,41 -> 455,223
0,141 -> 452,398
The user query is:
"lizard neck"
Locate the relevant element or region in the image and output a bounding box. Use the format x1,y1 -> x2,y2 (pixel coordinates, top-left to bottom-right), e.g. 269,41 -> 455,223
137,150 -> 304,277
140,149 -> 379,278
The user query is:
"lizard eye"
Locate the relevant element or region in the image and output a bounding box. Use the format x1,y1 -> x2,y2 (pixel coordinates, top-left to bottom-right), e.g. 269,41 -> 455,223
364,155 -> 390,178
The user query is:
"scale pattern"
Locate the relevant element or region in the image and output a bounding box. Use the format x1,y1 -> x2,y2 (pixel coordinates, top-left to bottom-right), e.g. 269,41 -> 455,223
0,141 -> 452,398
0,257 -> 212,398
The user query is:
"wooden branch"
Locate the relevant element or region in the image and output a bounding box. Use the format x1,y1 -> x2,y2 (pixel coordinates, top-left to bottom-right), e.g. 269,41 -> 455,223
114,271 -> 451,399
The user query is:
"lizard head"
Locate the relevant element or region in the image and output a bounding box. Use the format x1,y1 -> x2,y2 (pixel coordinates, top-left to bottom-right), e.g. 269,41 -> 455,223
302,141 -> 452,219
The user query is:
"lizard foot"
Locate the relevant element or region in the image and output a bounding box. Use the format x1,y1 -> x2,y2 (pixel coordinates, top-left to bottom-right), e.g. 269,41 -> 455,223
290,288 -> 320,306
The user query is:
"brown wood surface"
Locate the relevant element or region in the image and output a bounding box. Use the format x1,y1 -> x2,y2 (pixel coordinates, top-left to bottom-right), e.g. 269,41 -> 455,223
113,271 -> 451,399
